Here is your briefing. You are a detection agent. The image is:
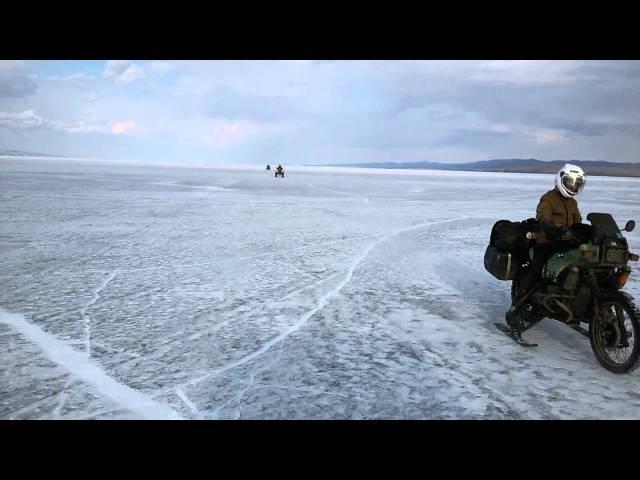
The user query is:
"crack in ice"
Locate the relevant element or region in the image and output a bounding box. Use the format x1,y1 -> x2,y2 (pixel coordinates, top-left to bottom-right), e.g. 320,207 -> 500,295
0,308 -> 182,420
175,388 -> 199,416
166,216 -> 468,394
212,339 -> 286,420
115,234 -> 377,274
52,377 -> 73,419
80,271 -> 118,357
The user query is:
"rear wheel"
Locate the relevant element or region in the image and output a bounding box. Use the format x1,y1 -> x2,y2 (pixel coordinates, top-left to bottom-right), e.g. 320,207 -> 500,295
589,292 -> 640,374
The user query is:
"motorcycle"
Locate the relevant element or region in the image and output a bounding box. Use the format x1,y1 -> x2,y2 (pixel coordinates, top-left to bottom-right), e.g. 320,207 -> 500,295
485,213 -> 639,373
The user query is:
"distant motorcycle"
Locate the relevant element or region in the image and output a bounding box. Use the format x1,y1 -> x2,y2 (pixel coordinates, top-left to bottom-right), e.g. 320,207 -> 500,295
275,166 -> 285,178
485,213 -> 639,373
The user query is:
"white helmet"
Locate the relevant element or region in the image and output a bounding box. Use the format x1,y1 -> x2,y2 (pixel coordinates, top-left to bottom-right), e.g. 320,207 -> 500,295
555,163 -> 586,198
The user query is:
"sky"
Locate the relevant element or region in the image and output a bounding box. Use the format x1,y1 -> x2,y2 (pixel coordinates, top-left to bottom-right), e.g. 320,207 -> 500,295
1,60 -> 640,165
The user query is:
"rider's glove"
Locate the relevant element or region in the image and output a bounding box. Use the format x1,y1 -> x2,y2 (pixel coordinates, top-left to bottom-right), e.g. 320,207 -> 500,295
541,220 -> 563,240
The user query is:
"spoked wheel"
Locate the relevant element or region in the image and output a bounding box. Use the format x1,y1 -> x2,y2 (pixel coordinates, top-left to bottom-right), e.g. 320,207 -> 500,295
589,293 -> 640,374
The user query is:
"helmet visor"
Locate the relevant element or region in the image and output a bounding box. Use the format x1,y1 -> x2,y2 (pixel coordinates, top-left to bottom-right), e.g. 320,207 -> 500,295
562,172 -> 586,195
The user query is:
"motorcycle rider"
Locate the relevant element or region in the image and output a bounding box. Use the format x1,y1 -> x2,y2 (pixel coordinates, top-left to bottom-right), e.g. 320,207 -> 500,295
506,163 -> 587,336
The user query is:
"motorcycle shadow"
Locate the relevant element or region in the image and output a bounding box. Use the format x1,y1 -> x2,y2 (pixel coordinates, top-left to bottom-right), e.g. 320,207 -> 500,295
431,255 -> 599,365
530,319 -> 597,363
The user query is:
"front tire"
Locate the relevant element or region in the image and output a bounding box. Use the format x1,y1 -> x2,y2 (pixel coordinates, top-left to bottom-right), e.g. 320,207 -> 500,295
589,292 -> 640,374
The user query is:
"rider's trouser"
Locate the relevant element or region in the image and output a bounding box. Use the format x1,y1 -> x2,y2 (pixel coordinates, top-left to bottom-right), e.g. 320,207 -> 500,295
520,244 -> 552,294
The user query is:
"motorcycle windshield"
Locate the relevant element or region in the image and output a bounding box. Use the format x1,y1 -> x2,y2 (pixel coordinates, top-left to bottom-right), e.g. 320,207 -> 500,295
587,213 -> 623,241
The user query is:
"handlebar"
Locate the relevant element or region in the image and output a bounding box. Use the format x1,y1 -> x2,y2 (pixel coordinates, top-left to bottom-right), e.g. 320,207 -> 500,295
630,253 -> 639,262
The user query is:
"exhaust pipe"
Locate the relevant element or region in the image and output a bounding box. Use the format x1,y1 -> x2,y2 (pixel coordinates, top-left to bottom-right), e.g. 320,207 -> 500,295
553,299 -> 575,324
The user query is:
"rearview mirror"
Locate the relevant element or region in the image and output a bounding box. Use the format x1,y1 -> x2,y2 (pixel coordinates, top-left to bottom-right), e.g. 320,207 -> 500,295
624,220 -> 636,232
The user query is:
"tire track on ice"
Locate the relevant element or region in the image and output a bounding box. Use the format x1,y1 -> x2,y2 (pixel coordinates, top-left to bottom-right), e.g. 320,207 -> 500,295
160,216 -> 468,395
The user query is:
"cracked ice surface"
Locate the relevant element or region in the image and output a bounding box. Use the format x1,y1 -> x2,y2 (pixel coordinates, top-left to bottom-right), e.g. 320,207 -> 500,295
1,158 -> 640,419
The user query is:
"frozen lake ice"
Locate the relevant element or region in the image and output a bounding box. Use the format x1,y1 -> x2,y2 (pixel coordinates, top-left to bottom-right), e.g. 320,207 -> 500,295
1,158 -> 639,419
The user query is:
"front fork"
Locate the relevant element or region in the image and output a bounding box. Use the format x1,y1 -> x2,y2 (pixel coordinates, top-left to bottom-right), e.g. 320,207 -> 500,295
588,269 -> 629,346
588,269 -> 600,319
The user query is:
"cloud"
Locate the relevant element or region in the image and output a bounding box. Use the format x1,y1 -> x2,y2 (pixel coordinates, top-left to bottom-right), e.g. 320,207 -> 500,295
48,73 -> 95,83
54,120 -> 108,134
39,117 -> 109,134
66,73 -> 93,81
111,121 -> 135,134
0,110 -> 44,128
210,123 -> 241,146
0,109 -> 129,136
104,61 -> 145,84
205,88 -> 303,122
525,128 -> 567,144
102,60 -> 176,85
386,61 -> 640,150
6,60 -> 640,164
433,128 -> 514,148
468,60 -> 585,85
85,92 -> 100,103
148,61 -> 177,75
0,61 -> 37,98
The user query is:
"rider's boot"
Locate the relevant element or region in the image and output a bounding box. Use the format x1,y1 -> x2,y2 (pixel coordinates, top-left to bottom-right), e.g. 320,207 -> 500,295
505,307 -> 524,339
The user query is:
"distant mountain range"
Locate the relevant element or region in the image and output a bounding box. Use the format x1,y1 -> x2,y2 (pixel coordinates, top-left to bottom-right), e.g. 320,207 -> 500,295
0,149 -> 66,158
3,149 -> 639,177
328,159 -> 640,178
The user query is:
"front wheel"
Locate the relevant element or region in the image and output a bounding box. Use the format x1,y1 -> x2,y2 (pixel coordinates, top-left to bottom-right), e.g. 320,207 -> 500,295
589,292 -> 640,374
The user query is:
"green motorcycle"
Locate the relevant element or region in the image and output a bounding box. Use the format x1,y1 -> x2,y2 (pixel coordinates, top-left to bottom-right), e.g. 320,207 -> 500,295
485,213 -> 639,373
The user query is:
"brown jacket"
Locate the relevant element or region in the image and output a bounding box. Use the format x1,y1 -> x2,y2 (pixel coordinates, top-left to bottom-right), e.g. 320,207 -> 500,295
536,188 -> 582,244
